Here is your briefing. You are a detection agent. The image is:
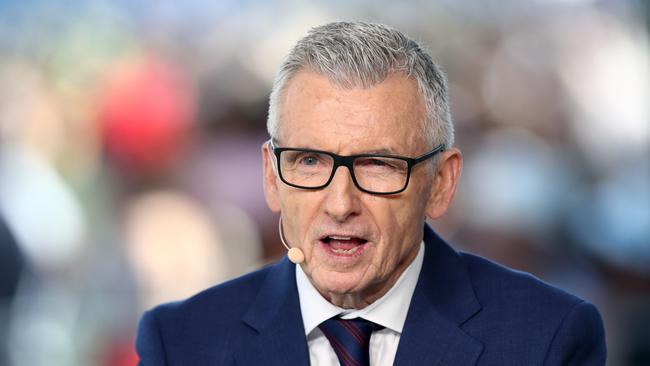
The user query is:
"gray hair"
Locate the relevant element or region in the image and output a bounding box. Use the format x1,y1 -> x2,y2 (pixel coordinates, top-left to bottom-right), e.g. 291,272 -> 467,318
267,21 -> 454,149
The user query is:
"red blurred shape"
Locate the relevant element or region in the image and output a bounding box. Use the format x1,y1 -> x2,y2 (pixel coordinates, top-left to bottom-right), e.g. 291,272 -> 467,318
102,336 -> 139,366
99,55 -> 195,175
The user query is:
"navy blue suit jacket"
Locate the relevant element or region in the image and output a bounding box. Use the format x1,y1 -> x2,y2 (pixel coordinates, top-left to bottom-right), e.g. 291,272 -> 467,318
136,225 -> 606,365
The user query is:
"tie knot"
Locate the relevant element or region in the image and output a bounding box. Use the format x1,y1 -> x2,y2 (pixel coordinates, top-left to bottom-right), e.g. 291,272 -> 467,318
318,317 -> 384,366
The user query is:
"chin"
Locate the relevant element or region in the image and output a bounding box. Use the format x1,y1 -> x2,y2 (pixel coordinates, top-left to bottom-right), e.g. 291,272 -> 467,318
313,270 -> 367,296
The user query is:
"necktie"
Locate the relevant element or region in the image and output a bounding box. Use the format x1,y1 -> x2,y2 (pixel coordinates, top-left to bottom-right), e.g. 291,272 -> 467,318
318,317 -> 384,366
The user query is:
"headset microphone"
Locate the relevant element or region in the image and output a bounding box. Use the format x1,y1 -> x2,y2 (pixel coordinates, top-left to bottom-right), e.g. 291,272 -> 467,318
278,216 -> 305,264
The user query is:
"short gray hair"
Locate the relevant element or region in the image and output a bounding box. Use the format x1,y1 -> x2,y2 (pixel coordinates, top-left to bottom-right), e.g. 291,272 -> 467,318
267,21 -> 454,149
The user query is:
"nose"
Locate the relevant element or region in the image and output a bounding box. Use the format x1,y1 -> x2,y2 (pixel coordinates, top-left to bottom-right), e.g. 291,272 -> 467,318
323,165 -> 361,223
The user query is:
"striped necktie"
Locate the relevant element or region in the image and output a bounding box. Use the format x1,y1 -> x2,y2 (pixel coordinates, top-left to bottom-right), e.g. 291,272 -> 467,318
318,317 -> 384,366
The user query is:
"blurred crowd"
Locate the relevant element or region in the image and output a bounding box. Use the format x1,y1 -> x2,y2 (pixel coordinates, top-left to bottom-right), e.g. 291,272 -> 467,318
0,1 -> 648,365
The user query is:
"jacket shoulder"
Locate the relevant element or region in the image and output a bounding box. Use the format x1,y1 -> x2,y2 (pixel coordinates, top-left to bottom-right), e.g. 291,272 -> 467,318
151,262 -> 274,327
460,252 -> 583,310
458,252 -> 606,364
136,262 -> 278,365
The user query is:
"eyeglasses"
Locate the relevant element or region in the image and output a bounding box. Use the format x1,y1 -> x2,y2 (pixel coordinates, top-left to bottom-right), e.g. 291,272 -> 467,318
269,141 -> 445,195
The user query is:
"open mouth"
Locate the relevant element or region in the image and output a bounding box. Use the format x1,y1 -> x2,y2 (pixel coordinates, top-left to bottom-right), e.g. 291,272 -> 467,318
320,235 -> 368,256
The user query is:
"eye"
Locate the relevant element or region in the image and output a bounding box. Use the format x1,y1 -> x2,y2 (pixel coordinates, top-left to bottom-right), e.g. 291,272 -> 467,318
358,158 -> 393,168
366,158 -> 388,166
299,155 -> 320,165
355,157 -> 407,174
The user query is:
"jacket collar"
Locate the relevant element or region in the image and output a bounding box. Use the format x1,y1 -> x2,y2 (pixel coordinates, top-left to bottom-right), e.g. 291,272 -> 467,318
240,257 -> 310,365
393,224 -> 483,366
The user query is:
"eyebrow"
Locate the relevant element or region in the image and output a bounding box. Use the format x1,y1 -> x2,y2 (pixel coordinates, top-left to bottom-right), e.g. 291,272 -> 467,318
311,146 -> 398,156
271,140 -> 404,156
362,148 -> 397,155
272,139 -> 399,155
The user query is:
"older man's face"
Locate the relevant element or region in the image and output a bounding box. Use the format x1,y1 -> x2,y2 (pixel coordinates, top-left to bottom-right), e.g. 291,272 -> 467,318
263,71 -> 441,307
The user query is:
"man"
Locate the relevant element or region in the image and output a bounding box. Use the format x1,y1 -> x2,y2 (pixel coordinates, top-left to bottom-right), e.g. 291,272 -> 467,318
136,22 -> 606,365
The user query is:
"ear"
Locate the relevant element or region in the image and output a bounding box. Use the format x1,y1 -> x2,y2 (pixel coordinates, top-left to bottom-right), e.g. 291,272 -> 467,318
425,148 -> 462,220
262,142 -> 282,213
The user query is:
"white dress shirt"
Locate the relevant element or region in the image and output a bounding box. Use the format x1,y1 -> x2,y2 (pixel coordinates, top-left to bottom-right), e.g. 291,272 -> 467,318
296,242 -> 425,366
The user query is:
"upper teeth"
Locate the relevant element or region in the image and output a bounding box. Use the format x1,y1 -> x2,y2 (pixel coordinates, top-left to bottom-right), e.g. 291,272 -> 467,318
330,236 -> 352,240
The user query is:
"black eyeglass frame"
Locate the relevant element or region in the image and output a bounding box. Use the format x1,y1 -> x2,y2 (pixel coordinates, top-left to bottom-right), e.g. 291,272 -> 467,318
269,141 -> 445,195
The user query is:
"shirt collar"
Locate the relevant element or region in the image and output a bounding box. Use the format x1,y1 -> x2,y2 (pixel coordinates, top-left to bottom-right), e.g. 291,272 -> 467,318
296,241 -> 425,335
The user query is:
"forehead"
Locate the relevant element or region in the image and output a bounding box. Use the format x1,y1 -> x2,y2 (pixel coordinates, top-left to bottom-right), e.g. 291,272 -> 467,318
277,70 -> 426,155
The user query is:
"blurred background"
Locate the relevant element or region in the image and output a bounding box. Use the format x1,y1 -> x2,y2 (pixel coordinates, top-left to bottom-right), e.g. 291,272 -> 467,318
0,0 -> 648,365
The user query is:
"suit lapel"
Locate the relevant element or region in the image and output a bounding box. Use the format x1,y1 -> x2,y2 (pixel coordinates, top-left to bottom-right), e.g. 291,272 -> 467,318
393,225 -> 484,366
240,258 -> 310,366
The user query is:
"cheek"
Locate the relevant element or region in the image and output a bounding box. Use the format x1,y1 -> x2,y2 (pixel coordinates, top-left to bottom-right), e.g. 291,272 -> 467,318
367,197 -> 425,265
371,197 -> 421,234
279,190 -> 322,248
367,202 -> 407,258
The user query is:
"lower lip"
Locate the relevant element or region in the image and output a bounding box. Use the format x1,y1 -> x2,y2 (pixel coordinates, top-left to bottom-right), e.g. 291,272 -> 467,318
320,240 -> 368,259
